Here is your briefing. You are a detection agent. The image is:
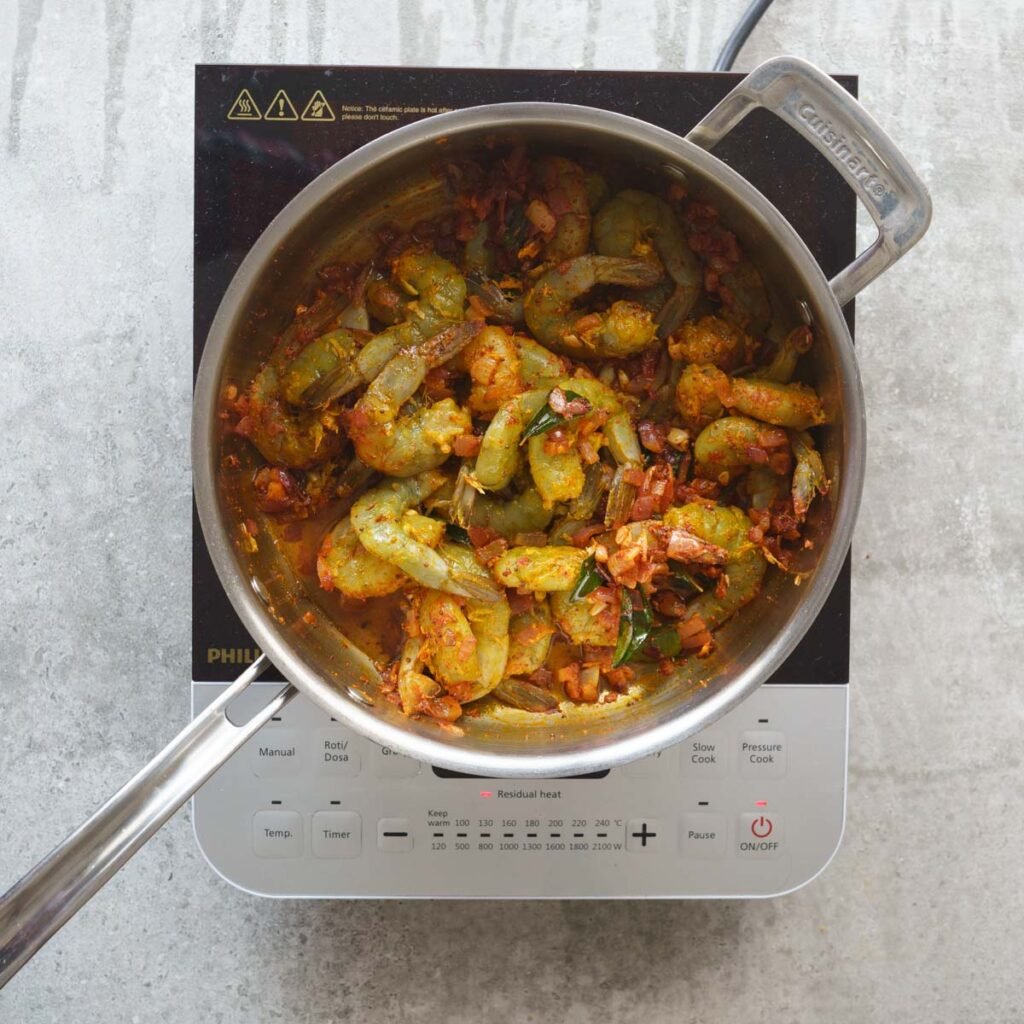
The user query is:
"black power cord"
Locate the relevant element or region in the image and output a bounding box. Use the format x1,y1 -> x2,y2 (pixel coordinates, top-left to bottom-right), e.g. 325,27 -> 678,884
713,0 -> 775,71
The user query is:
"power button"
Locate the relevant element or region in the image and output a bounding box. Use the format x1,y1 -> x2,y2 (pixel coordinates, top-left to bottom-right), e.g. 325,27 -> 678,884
737,812 -> 782,857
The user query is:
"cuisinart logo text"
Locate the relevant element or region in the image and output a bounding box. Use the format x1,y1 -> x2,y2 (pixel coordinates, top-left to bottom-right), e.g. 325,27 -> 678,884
797,103 -> 889,199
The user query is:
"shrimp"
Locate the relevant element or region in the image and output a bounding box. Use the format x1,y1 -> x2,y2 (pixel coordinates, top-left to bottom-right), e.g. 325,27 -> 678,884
279,328 -> 363,407
317,516 -> 409,599
667,315 -> 756,372
461,325 -> 524,415
396,637 -> 441,716
551,586 -> 621,646
536,156 -> 591,262
347,321 -> 480,476
593,189 -> 702,336
474,388 -> 549,490
430,543 -> 511,700
790,430 -> 829,518
755,324 -> 813,384
693,415 -> 790,480
677,363 -> 827,430
523,255 -> 662,358
469,486 -> 554,539
419,591 -> 480,686
475,376 -> 642,510
350,473 -> 501,601
242,362 -> 344,469
491,545 -> 589,591
723,377 -> 827,430
302,250 -> 468,405
663,503 -> 767,629
516,336 -> 569,385
505,598 -> 556,676
675,363 -> 727,432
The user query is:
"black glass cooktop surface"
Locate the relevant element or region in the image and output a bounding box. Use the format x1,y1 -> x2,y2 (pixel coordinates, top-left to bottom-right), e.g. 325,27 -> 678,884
193,64 -> 855,686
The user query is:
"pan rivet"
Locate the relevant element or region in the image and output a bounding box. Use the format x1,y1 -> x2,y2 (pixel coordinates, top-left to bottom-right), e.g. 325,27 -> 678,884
345,685 -> 374,707
662,163 -> 688,184
250,576 -> 271,605
798,299 -> 813,324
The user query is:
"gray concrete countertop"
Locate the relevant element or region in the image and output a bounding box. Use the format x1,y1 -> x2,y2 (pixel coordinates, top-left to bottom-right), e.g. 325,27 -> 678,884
1,1 -> 1021,1021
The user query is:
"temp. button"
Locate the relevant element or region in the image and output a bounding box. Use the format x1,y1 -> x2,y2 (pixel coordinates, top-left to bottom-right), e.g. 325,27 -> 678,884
738,730 -> 787,779
252,810 -> 303,858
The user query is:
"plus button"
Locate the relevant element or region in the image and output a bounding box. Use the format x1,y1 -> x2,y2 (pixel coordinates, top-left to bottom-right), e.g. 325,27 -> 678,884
626,819 -> 661,851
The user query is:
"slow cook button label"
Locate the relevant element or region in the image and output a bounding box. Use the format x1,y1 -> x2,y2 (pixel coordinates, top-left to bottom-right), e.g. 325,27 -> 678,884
315,728 -> 361,776
249,728 -> 302,778
738,730 -> 787,779
679,733 -> 727,779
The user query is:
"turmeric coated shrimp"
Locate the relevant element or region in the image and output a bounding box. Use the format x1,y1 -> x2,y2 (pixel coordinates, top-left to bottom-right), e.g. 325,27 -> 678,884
302,250 -> 468,405
790,430 -> 829,519
663,503 -> 767,629
242,362 -> 344,469
693,415 -> 791,480
460,325 -> 524,415
535,156 -> 592,263
316,516 -> 410,599
668,315 -> 756,372
350,473 -> 501,601
524,255 -> 662,358
593,189 -> 702,336
677,364 -> 827,431
347,320 -> 481,476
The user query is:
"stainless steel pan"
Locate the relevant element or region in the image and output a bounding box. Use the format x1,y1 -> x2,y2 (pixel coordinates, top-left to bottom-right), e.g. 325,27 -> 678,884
0,57 -> 931,986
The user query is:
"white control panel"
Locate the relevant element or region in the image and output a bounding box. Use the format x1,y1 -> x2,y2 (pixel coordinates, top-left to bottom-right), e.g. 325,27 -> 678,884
191,683 -> 847,898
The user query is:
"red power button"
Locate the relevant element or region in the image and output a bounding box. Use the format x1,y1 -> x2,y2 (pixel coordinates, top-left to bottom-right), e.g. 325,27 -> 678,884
750,815 -> 773,838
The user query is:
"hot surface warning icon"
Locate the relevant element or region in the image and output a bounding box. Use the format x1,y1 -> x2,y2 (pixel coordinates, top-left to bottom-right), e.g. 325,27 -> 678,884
226,88 -> 261,121
301,90 -> 336,122
264,90 -> 299,121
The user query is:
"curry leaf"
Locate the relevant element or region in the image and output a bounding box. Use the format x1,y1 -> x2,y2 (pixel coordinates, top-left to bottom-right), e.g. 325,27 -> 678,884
569,554 -> 603,603
521,390 -> 588,444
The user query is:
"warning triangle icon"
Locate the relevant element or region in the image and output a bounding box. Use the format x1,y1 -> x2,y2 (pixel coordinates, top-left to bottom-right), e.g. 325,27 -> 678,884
226,88 -> 261,121
264,89 -> 299,121
301,89 -> 336,122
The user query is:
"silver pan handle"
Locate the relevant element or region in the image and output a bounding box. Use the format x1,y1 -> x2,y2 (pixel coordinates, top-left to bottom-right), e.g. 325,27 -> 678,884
0,656 -> 296,988
688,55 -> 932,307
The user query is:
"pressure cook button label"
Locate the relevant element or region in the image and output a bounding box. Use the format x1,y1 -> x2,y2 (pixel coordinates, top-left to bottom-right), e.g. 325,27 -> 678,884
249,728 -> 302,778
736,813 -> 782,858
738,730 -> 787,779
679,733 -> 727,779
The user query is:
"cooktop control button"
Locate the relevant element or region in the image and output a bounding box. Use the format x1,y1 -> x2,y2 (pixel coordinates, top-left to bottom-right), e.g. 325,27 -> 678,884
737,813 -> 782,857
311,811 -> 362,859
680,813 -> 727,858
679,732 -> 727,779
249,729 -> 302,778
252,810 -> 303,858
314,728 -> 361,777
622,750 -> 670,778
378,817 -> 414,852
373,746 -> 421,778
626,819 -> 661,851
738,730 -> 787,779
